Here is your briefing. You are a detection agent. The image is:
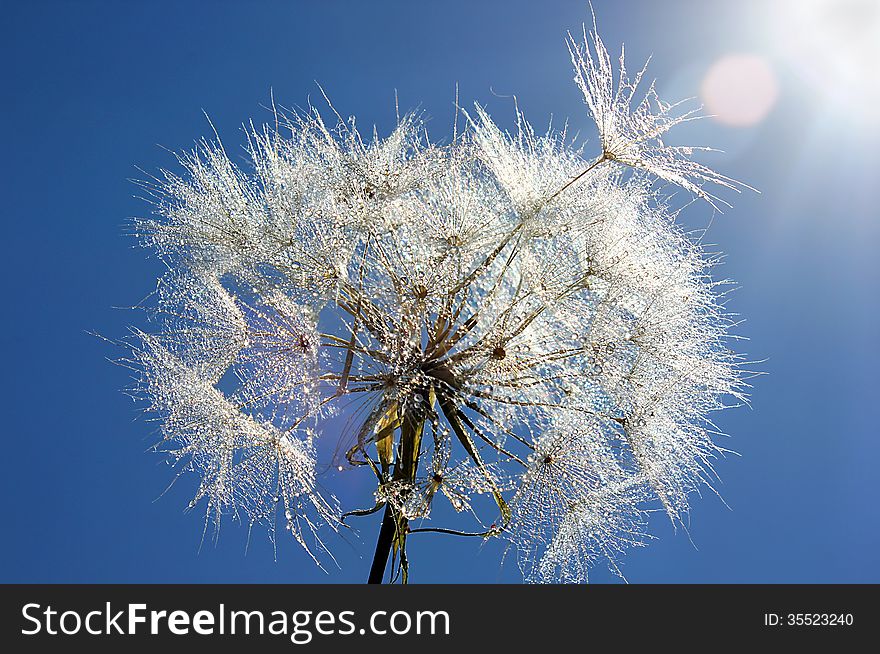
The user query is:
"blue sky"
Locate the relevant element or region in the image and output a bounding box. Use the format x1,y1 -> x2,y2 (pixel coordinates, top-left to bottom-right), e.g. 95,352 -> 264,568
1,0 -> 877,583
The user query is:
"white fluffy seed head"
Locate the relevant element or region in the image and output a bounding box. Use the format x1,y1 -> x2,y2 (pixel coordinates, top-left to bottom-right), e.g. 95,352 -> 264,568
129,23 -> 748,580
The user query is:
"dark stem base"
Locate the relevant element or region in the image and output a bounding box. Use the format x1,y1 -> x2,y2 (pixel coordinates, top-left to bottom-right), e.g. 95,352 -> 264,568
368,505 -> 396,584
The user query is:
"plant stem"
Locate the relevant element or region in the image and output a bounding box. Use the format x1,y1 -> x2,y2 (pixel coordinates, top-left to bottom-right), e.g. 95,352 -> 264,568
367,406 -> 426,583
368,504 -> 397,584
542,153 -> 608,207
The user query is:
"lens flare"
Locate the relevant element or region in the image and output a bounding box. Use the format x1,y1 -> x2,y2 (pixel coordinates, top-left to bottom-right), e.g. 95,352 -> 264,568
700,54 -> 778,127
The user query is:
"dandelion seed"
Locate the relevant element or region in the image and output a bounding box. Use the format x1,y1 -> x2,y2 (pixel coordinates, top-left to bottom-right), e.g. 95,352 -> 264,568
566,18 -> 754,209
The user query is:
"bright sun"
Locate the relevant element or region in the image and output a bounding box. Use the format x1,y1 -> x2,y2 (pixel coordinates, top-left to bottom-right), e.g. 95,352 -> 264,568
699,0 -> 880,129
767,0 -> 880,125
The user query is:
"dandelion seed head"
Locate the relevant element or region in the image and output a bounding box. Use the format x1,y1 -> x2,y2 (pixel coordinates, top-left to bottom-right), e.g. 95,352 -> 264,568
127,20 -> 749,581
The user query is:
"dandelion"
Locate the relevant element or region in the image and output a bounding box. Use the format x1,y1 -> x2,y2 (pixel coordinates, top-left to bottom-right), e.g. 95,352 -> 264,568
125,17 -> 748,583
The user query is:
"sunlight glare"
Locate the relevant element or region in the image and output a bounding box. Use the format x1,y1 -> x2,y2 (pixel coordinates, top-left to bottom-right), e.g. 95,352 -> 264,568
767,0 -> 880,127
